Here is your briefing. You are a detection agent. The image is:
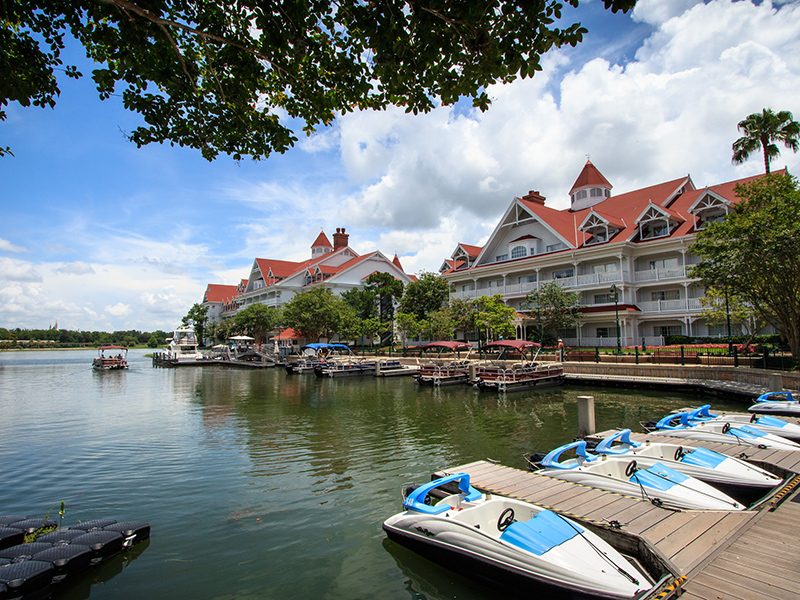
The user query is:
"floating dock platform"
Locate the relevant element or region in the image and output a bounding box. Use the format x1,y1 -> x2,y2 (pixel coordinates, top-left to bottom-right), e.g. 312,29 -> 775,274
434,431 -> 800,600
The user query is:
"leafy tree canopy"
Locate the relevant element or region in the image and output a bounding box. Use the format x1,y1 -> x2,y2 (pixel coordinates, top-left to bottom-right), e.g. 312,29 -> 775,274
232,303 -> 282,343
282,286 -> 342,341
699,286 -> 766,346
1,0 -> 635,159
526,281 -> 581,340
399,271 -> 449,320
474,294 -> 515,340
691,173 -> 800,364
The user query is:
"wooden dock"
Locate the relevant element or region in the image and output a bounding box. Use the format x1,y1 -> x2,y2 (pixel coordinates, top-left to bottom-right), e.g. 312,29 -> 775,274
435,431 -> 800,600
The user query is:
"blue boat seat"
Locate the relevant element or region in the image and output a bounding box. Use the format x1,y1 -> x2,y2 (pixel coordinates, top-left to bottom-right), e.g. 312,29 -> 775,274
499,510 -> 580,556
630,464 -> 688,491
681,447 -> 726,469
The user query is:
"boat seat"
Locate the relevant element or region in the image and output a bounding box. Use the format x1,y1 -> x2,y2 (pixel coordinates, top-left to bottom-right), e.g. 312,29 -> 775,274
681,447 -> 726,469
499,510 -> 580,556
630,464 -> 688,491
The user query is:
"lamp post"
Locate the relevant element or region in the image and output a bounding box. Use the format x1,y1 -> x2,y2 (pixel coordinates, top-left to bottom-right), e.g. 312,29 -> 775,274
610,284 -> 621,355
725,285 -> 733,355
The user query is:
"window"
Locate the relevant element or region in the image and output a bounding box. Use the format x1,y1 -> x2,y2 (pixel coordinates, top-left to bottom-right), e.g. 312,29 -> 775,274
553,268 -> 574,279
590,187 -> 603,197
650,290 -> 680,301
546,242 -> 565,253
596,327 -> 612,338
576,190 -> 587,200
594,294 -> 614,304
648,257 -> 679,270
511,246 -> 527,259
655,325 -> 683,337
461,283 -> 475,292
643,222 -> 669,239
496,254 -> 508,262
592,262 -> 619,274
519,274 -> 537,284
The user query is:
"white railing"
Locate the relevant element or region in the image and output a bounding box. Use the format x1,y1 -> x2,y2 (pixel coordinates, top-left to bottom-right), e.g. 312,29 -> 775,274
634,266 -> 688,282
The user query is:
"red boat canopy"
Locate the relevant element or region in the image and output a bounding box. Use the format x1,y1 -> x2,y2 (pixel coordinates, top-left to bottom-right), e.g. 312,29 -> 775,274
484,340 -> 541,350
98,345 -> 128,350
418,341 -> 473,352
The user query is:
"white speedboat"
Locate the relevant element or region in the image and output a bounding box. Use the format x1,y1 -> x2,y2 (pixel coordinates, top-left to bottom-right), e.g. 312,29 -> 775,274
686,405 -> 800,442
383,472 -> 653,599
748,391 -> 800,417
535,441 -> 744,511
594,429 -> 782,493
165,326 -> 205,363
646,412 -> 800,451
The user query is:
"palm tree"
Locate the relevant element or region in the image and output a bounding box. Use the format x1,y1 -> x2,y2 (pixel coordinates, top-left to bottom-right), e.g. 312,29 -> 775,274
732,108 -> 800,174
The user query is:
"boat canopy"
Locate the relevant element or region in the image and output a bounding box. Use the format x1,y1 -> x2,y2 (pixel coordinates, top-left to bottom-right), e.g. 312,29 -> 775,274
484,340 -> 541,350
418,341 -> 472,352
98,345 -> 128,351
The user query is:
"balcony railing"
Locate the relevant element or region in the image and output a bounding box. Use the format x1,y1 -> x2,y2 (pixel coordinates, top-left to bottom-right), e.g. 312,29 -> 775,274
636,298 -> 702,313
634,266 -> 690,282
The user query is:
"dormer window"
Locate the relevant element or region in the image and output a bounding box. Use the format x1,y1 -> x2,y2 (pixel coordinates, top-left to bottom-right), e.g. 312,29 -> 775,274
636,203 -> 683,241
688,191 -> 731,231
642,222 -> 669,239
511,246 -> 526,259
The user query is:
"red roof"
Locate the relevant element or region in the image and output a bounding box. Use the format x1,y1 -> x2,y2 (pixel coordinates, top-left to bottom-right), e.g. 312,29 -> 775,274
393,254 -> 404,271
569,160 -> 612,194
271,328 -> 303,340
205,284 -> 241,303
459,243 -> 483,257
311,231 -> 332,248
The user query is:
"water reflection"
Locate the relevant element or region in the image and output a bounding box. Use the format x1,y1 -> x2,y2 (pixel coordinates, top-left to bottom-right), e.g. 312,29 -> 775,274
1,352 -> 748,600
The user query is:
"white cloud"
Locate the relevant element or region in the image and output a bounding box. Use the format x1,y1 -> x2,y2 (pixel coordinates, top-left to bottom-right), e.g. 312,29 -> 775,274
0,257 -> 42,282
0,238 -> 27,253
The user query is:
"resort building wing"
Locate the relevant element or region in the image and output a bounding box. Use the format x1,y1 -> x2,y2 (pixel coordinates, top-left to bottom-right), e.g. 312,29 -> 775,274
201,227 -> 414,342
441,160 -> 775,347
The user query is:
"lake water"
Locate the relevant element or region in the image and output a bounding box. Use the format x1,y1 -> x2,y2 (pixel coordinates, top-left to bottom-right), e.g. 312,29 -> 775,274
0,349 -> 746,600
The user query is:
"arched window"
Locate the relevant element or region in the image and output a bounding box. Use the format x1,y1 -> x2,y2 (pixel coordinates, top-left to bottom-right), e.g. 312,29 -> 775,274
511,246 -> 527,259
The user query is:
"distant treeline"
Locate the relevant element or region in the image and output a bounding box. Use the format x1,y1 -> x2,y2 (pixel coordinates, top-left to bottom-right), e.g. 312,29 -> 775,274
0,328 -> 169,348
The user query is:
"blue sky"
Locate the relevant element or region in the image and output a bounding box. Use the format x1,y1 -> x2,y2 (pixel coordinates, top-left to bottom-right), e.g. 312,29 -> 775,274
2,0 -> 799,333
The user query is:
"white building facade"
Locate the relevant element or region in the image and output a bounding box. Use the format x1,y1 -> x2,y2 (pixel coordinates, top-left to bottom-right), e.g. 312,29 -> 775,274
441,161 -> 769,347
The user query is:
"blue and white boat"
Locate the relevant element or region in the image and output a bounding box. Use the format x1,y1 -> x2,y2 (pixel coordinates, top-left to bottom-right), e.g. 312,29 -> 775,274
748,391 -> 800,417
686,405 -> 800,442
383,473 -> 654,600
593,429 -> 782,493
645,411 -> 800,451
534,441 -> 743,511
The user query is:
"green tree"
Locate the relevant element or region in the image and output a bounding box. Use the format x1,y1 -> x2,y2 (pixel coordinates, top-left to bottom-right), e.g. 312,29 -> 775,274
699,286 -> 766,347
399,272 -> 450,320
282,287 -> 342,342
526,282 -> 581,343
691,172 -> 800,365
395,312 -> 424,347
474,294 -> 516,341
424,309 -> 456,341
449,297 -> 479,340
341,287 -> 378,321
1,0 -> 635,160
147,334 -> 159,348
182,303 -> 209,346
233,303 -> 282,343
732,108 -> 800,174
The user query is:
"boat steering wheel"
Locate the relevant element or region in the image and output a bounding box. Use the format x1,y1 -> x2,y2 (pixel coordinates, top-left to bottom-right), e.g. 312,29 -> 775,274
625,460 -> 638,477
750,413 -> 759,423
497,508 -> 515,532
674,446 -> 685,461
722,422 -> 731,434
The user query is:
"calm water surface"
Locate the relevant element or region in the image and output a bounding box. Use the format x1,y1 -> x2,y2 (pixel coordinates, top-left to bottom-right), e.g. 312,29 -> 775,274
0,350 -> 746,599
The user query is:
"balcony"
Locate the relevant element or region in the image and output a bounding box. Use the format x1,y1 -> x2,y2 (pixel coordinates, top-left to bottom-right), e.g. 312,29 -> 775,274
636,298 -> 702,313
634,266 -> 689,283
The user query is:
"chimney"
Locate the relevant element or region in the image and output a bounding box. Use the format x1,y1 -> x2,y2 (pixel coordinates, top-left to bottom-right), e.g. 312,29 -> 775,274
521,190 -> 546,205
333,227 -> 349,251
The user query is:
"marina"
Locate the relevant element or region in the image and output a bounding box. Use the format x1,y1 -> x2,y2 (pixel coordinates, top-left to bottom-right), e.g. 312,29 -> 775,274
2,348 -> 799,600
435,428 -> 800,599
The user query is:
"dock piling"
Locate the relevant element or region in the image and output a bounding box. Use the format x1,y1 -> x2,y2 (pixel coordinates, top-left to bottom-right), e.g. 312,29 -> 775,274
577,395 -> 596,438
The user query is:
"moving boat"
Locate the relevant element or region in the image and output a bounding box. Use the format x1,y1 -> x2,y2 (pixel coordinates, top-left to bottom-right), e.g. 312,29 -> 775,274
383,472 -> 654,599
533,441 -> 744,511
473,340 -> 564,393
685,405 -> 800,442
92,346 -> 129,371
591,429 -> 782,496
414,341 -> 473,386
748,391 -> 800,417
643,412 -> 800,451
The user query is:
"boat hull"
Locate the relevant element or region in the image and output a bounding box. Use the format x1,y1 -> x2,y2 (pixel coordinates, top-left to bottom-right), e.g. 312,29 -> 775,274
748,402 -> 800,417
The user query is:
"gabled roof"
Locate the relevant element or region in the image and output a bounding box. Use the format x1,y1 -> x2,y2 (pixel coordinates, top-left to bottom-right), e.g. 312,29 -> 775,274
456,243 -> 482,258
204,284 -> 241,303
569,160 -> 612,194
445,168 -> 775,274
392,254 -> 404,271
